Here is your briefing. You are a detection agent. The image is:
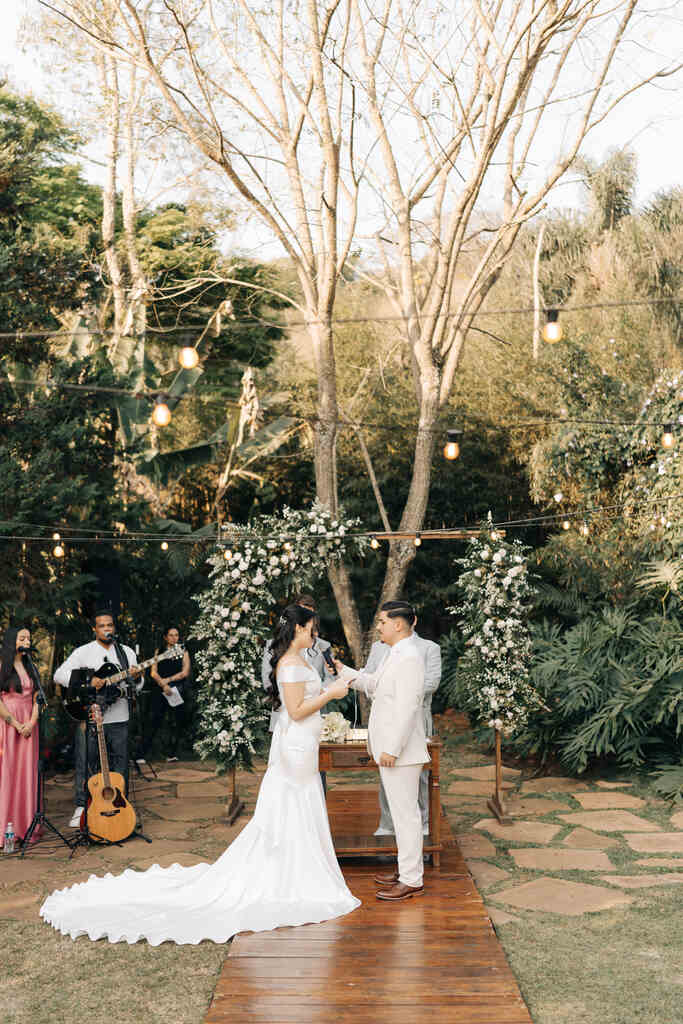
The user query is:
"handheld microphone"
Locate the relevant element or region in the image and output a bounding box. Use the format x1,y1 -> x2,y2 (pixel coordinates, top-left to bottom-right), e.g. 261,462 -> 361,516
321,646 -> 337,675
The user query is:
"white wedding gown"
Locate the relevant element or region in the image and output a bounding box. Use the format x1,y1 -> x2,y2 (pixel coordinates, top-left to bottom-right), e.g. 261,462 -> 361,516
40,663 -> 360,945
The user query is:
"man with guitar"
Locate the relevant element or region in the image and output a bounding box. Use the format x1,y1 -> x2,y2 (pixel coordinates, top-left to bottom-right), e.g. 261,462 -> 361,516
54,610 -> 141,828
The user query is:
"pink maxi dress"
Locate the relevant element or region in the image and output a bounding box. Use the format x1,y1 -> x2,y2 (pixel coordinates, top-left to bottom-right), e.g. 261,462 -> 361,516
0,664 -> 38,842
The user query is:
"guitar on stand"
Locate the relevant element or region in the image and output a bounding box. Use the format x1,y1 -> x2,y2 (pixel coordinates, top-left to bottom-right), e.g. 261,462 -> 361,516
80,705 -> 137,843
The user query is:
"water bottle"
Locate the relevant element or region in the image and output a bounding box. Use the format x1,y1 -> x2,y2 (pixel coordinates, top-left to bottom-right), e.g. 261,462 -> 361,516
3,822 -> 15,854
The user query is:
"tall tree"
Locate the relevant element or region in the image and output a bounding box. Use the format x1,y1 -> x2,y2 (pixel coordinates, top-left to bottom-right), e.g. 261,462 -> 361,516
44,0 -> 682,660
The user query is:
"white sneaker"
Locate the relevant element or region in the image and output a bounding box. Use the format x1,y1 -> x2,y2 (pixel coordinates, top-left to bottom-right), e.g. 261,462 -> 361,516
373,826 -> 395,837
69,807 -> 84,828
423,825 -> 429,836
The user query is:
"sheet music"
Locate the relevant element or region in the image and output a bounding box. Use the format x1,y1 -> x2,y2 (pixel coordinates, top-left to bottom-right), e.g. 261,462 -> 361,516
164,686 -> 184,707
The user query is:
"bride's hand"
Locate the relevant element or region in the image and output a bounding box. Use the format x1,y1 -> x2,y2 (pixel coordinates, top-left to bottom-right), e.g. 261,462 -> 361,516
333,658 -> 347,675
327,679 -> 350,701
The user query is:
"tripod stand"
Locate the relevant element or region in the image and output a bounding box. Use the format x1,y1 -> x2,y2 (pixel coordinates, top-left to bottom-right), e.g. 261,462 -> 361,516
20,657 -> 74,857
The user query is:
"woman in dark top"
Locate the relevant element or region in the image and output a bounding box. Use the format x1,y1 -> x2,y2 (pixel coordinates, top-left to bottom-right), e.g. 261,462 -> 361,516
141,627 -> 191,762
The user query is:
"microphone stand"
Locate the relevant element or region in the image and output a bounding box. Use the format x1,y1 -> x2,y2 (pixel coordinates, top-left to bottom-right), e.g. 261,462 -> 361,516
20,654 -> 75,856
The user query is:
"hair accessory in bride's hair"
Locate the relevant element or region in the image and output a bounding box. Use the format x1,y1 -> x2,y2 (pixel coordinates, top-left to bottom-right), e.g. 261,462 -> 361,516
278,614 -> 287,627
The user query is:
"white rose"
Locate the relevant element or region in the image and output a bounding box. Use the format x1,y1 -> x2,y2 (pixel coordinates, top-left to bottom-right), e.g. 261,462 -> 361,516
267,540 -> 276,549
231,610 -> 240,620
231,568 -> 241,579
241,602 -> 251,611
272,568 -> 281,576
269,556 -> 279,566
474,568 -> 482,577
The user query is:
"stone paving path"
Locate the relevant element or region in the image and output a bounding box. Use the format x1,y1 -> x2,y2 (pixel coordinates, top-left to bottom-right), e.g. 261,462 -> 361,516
442,761 -> 683,919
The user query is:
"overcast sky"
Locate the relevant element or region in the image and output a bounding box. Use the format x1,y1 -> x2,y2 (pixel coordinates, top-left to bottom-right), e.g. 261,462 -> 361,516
3,0 -> 682,232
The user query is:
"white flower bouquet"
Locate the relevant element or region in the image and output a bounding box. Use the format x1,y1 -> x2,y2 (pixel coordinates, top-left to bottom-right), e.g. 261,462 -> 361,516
321,711 -> 351,742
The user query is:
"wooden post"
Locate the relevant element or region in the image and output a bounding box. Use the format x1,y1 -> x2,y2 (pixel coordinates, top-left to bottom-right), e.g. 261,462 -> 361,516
226,764 -> 245,825
486,729 -> 511,824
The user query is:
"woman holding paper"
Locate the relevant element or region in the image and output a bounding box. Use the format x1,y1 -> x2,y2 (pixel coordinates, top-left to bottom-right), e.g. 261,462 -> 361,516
145,627 -> 191,762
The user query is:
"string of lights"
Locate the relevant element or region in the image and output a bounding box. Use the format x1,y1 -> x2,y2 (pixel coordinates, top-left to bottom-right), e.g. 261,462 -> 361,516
1,295 -> 682,339
3,490 -> 681,558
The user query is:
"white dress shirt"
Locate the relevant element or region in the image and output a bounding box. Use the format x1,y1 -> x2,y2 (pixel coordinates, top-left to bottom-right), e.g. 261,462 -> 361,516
54,640 -> 138,724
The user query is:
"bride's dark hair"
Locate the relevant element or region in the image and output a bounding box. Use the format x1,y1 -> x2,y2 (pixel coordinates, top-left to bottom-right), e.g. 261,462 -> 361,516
268,604 -> 316,709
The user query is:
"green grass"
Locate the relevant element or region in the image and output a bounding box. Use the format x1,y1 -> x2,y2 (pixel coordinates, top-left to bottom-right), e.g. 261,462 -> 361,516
440,725 -> 683,1024
0,921 -> 226,1024
498,890 -> 683,1024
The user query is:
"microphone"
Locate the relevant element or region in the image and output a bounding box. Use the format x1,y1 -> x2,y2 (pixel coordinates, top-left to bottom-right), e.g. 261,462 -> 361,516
320,646 -> 337,675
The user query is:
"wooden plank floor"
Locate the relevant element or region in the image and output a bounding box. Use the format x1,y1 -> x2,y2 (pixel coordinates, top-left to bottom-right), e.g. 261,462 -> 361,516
205,785 -> 532,1024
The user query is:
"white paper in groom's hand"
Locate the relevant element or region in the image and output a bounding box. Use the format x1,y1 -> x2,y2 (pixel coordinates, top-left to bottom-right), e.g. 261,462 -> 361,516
164,686 -> 184,707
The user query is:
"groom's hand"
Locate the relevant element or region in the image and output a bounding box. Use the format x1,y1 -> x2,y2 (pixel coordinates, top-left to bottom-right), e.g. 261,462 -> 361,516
379,752 -> 396,767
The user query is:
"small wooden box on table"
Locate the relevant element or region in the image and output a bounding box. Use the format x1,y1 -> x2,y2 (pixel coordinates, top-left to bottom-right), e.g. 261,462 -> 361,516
319,738 -> 442,867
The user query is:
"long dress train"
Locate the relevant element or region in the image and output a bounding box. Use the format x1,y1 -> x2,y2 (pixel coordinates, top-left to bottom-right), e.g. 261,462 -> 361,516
40,664 -> 359,945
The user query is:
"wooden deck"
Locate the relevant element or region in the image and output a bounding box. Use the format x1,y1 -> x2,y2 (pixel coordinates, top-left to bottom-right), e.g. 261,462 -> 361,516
205,785 -> 532,1024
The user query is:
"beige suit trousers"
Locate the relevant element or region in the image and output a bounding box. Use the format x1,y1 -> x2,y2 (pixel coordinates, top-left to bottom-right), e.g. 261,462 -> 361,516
379,762 -> 424,888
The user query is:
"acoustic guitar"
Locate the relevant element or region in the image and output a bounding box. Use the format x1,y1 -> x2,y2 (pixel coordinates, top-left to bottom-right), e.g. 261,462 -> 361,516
64,644 -> 184,721
81,705 -> 137,843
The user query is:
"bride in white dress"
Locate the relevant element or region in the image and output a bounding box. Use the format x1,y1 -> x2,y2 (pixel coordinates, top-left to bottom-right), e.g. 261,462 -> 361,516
40,604 -> 360,945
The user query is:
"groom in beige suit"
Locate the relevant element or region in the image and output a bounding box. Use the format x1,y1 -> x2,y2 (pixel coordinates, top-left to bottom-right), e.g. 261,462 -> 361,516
337,601 -> 428,901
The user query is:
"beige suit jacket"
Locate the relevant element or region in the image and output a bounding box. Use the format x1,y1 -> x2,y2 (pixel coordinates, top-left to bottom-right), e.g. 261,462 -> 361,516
342,636 -> 429,767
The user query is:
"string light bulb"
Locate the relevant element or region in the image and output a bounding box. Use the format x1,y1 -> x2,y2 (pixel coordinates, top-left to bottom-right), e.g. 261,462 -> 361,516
414,533 -> 422,547
490,530 -> 500,542
223,549 -> 232,560
370,536 -> 379,549
53,543 -> 65,558
178,346 -> 200,370
580,521 -> 589,537
562,519 -> 571,531
662,423 -> 675,449
553,491 -> 563,503
52,532 -> 61,541
160,541 -> 169,551
443,428 -> 462,461
542,309 -> 563,344
152,396 -> 172,427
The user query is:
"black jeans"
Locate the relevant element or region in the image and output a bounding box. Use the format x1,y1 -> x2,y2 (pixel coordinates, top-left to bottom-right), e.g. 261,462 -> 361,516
141,686 -> 189,759
75,720 -> 129,806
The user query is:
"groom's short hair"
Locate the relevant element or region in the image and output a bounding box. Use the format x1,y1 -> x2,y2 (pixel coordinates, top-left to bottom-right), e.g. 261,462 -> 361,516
294,593 -> 316,610
381,601 -> 416,627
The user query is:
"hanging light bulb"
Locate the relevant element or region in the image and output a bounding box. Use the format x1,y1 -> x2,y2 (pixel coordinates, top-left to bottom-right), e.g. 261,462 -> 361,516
178,346 -> 200,370
562,519 -> 571,531
160,541 -> 169,551
414,533 -> 422,547
553,491 -> 563,504
370,536 -> 379,549
53,543 -> 65,558
662,423 -> 675,449
284,541 -> 293,551
490,530 -> 500,542
443,428 -> 462,461
52,532 -> 61,541
152,396 -> 172,427
223,548 -> 232,560
580,521 -> 589,537
542,309 -> 563,344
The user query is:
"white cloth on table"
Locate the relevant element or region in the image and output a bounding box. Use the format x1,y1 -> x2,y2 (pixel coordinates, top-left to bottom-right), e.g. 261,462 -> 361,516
40,662 -> 359,945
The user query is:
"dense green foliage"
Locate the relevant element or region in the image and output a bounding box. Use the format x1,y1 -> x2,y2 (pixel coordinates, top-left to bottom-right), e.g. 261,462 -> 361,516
0,88 -> 101,331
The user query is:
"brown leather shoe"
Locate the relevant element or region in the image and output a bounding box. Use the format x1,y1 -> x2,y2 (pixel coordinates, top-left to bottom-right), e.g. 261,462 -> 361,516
376,881 -> 424,901
374,871 -> 399,885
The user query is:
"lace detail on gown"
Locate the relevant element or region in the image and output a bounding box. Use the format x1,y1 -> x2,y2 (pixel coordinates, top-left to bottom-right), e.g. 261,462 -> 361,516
40,660 -> 360,945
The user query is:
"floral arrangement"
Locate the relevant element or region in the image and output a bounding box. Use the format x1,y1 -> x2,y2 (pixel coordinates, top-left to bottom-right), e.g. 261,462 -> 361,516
449,518 -> 542,735
192,502 -> 365,773
320,711 -> 351,743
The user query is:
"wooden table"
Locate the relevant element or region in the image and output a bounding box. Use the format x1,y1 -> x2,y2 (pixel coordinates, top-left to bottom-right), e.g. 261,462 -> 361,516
319,739 -> 443,867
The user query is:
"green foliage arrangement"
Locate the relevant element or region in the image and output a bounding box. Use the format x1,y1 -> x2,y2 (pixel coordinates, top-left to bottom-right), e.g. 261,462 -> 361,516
192,503 -> 365,773
449,524 -> 542,735
513,606 -> 683,774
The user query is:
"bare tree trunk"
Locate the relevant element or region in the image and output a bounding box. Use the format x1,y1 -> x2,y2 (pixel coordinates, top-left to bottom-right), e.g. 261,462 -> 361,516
532,223 -> 546,360
96,50 -> 125,356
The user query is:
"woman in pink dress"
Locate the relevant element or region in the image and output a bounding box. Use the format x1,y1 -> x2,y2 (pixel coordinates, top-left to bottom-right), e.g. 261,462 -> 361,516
0,627 -> 40,843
